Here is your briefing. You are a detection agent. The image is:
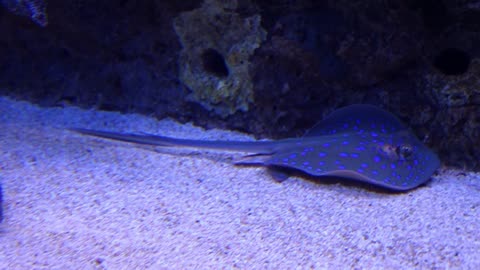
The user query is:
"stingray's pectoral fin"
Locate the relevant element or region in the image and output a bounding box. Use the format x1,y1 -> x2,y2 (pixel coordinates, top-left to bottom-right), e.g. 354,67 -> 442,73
234,154 -> 290,182
266,167 -> 290,182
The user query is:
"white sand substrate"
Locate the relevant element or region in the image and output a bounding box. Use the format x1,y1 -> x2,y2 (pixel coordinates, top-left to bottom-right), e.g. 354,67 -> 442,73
0,96 -> 479,269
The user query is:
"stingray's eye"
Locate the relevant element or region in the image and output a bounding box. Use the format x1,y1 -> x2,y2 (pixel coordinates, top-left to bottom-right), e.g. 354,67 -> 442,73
396,144 -> 414,160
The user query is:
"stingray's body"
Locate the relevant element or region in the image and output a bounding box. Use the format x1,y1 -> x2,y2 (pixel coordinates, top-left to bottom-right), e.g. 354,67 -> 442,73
71,105 -> 440,191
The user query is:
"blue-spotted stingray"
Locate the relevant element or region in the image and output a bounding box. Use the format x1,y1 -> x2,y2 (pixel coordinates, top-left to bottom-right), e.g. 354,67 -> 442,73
70,104 -> 440,191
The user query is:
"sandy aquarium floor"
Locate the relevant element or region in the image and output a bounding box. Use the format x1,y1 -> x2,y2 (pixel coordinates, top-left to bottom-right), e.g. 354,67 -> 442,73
0,96 -> 479,269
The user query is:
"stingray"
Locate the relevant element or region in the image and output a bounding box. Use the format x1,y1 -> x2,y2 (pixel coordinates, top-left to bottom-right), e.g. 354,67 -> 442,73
70,104 -> 440,191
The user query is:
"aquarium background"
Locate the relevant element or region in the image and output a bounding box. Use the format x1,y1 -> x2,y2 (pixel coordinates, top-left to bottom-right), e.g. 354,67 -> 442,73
0,0 -> 480,269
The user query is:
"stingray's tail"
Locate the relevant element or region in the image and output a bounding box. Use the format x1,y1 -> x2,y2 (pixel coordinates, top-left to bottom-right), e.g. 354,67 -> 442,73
69,128 -> 277,153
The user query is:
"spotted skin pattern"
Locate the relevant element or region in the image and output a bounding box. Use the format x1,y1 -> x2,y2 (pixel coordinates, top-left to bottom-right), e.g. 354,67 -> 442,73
70,105 -> 440,191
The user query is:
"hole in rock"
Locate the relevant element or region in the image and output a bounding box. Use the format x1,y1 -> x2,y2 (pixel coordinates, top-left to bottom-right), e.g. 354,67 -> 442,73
433,48 -> 470,75
201,48 -> 229,78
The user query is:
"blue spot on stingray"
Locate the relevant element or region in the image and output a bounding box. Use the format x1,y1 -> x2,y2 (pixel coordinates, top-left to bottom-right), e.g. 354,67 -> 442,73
339,152 -> 348,157
360,163 -> 368,168
289,154 -> 297,159
303,161 -> 310,166
391,163 -> 396,169
318,152 -> 327,157
318,161 -> 325,166
371,132 -> 378,137
304,149 -> 313,154
350,153 -> 359,158
374,156 -> 381,163
323,143 -> 330,147
372,170 -> 378,175
337,165 -> 346,170
357,168 -> 364,173
356,146 -> 366,151
342,141 -> 349,145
